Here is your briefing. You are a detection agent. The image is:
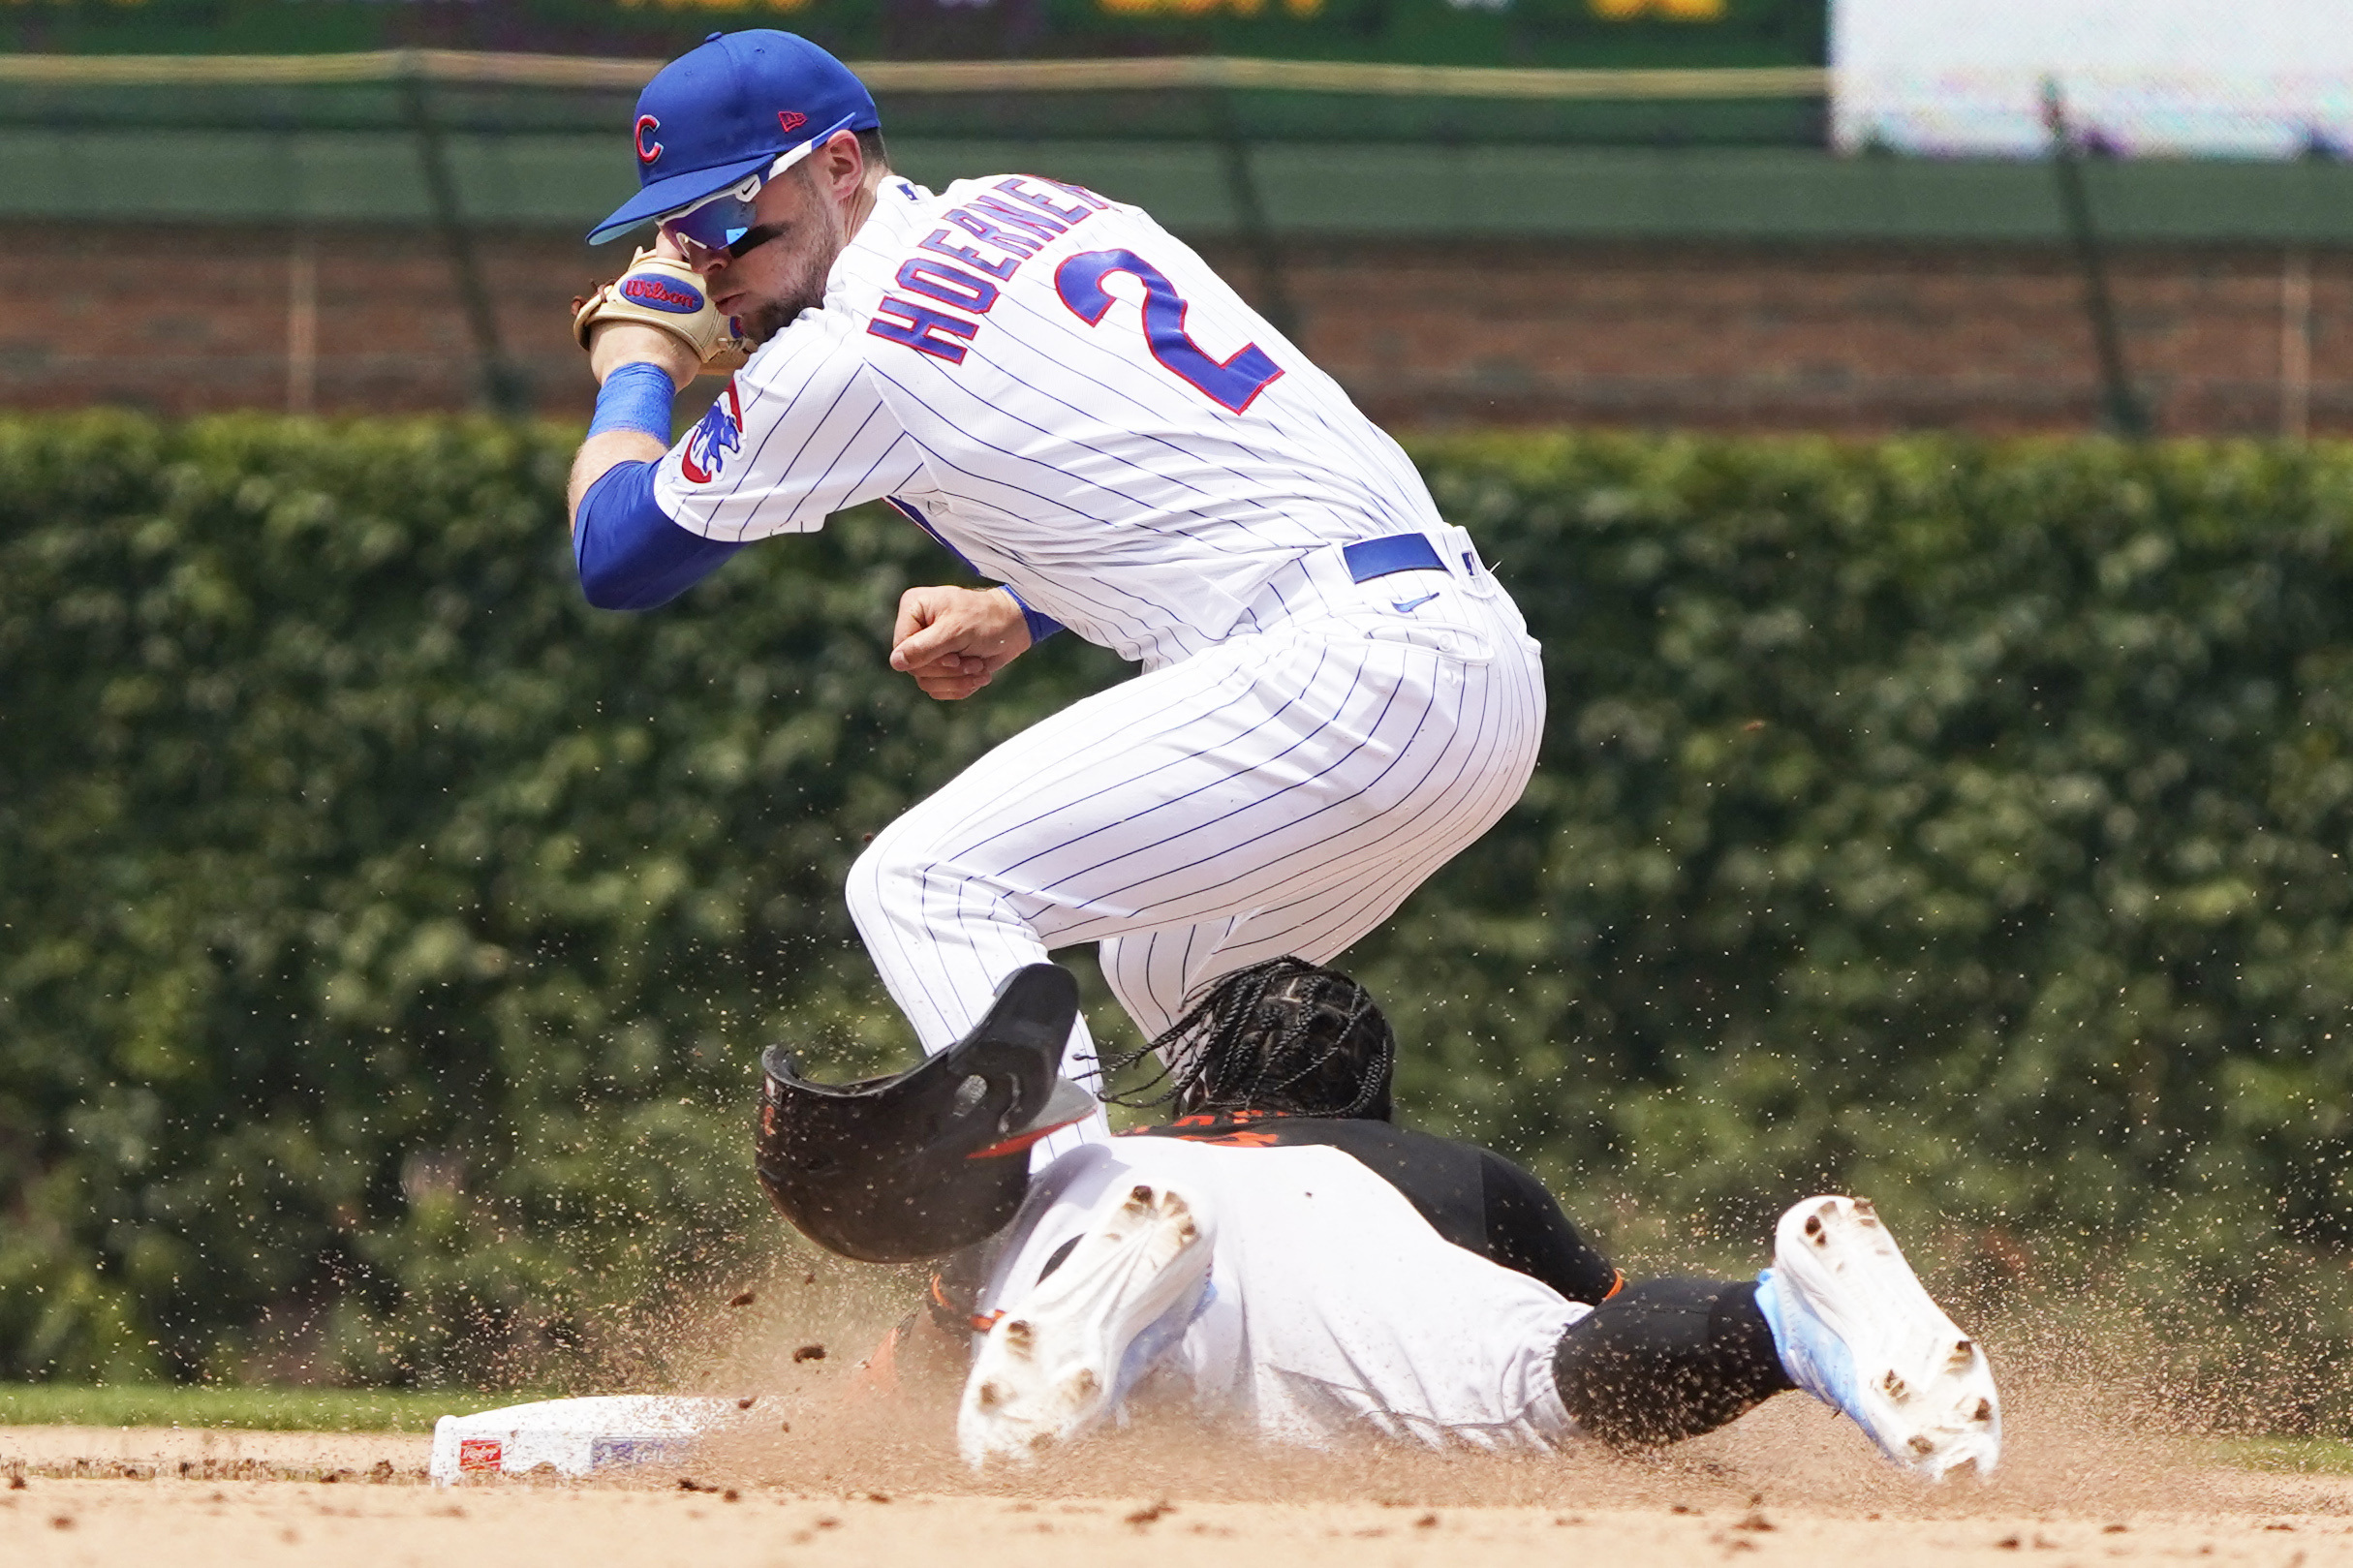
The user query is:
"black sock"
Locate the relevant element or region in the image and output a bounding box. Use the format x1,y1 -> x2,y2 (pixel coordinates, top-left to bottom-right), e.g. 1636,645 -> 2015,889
1551,1276 -> 1796,1450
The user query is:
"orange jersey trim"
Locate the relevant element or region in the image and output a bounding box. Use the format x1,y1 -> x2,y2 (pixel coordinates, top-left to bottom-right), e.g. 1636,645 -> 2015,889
1122,1109 -> 1287,1146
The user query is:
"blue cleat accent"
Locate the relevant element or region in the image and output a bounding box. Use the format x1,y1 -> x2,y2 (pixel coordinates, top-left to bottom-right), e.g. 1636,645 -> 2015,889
1755,1266 -> 1861,1415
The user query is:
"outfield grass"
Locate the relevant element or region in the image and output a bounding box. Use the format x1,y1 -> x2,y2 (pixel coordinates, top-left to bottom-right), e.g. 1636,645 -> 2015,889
0,1384 -> 524,1431
9,1383 -> 2352,1468
2207,1436 -> 2353,1475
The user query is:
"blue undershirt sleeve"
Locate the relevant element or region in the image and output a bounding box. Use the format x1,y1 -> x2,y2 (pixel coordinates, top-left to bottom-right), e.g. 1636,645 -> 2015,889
1002,587 -> 1066,646
574,460 -> 746,611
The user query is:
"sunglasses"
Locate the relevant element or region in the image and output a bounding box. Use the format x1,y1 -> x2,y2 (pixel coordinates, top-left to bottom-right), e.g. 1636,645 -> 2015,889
660,166 -> 775,262
657,115 -> 859,265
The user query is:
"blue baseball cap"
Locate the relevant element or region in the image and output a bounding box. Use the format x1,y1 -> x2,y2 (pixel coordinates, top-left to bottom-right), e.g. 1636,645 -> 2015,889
589,30 -> 881,245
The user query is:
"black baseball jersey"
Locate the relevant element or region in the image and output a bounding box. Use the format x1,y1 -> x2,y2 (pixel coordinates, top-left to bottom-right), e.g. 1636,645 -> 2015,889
1124,1111 -> 1621,1306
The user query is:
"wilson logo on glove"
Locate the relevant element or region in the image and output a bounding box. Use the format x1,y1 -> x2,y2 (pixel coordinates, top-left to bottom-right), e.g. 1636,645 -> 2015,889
574,247 -> 746,369
620,275 -> 704,314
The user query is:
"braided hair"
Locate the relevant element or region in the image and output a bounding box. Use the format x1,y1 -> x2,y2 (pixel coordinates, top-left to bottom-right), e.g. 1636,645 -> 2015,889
1103,957 -> 1396,1121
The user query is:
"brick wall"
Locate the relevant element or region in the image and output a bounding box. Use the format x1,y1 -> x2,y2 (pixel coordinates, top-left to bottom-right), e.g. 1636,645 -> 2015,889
7,224 -> 2346,436
1302,240 -> 2352,436
2,229 -> 602,418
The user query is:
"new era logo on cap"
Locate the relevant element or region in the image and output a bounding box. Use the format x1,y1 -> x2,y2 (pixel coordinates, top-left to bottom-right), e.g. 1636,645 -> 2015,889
588,30 -> 882,245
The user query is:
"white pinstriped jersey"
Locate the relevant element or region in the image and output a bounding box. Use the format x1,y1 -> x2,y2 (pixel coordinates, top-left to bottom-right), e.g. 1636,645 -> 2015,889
651,173 -> 1454,668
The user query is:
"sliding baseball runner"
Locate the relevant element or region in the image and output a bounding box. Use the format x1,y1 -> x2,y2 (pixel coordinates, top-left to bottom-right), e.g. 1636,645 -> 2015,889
567,32 -> 1543,1147
752,959 -> 2004,1475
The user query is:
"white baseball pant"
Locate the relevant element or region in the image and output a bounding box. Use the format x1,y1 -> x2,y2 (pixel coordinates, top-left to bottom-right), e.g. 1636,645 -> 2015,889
845,529 -> 1544,1153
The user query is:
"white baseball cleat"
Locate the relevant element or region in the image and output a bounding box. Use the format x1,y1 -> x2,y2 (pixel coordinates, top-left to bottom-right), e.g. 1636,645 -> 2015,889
1753,1195 -> 2001,1482
957,1179 -> 1215,1468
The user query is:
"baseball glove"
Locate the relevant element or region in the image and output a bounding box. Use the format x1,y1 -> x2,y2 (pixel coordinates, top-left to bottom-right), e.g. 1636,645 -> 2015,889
573,249 -> 751,373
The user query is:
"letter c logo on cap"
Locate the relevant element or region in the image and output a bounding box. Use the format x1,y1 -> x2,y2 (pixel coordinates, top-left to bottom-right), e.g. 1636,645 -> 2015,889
635,114 -> 663,165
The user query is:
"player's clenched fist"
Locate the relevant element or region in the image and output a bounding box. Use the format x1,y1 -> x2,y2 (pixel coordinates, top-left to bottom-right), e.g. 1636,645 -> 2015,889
573,248 -> 752,377
889,585 -> 1034,701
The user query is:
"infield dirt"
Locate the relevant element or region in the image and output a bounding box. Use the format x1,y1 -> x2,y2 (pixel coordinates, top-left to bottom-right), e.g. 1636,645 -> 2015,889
2,1371 -> 2340,1568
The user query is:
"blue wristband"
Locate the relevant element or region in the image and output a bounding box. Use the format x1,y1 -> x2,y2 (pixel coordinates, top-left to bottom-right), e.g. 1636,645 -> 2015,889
588,362 -> 677,440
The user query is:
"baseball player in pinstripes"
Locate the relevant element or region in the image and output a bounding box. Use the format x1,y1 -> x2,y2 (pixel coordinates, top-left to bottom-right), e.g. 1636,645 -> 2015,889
566,31 -> 1544,1151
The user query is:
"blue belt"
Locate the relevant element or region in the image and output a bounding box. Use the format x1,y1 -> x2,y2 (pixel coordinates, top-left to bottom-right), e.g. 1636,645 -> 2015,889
1342,533 -> 1447,583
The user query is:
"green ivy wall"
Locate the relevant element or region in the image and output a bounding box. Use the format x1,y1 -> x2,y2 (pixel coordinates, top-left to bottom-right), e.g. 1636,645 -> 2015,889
6,416 -> 2353,1421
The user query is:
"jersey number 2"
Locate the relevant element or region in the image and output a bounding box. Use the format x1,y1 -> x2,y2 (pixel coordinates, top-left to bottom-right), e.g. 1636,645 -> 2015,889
1054,249 -> 1283,415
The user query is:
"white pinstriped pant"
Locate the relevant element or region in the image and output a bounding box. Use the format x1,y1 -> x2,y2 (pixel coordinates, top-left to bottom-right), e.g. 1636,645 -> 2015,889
845,531 -> 1546,1153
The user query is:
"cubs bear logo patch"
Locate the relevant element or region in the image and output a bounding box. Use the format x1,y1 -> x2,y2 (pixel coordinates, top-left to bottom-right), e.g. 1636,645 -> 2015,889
679,380 -> 743,484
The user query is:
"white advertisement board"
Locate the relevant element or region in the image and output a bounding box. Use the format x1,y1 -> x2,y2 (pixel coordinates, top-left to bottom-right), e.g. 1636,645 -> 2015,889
1834,0 -> 2353,158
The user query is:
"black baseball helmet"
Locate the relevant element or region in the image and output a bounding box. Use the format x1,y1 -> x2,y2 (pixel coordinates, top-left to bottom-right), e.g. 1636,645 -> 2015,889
754,964 -> 1098,1263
